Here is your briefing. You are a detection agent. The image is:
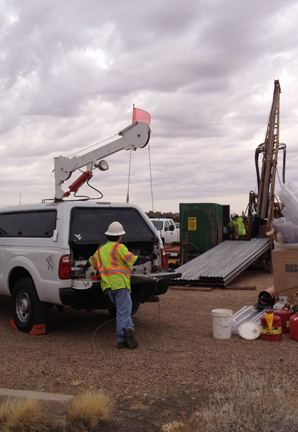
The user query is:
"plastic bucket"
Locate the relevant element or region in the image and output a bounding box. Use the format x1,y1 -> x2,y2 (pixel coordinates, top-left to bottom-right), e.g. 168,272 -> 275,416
211,309 -> 233,339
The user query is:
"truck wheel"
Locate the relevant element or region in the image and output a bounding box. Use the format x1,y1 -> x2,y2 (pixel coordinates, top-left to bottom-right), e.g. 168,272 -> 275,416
12,278 -> 48,333
108,302 -> 140,318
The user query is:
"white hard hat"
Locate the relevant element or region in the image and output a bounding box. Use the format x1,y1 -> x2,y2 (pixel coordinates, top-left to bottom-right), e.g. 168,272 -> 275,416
105,221 -> 126,236
231,213 -> 237,219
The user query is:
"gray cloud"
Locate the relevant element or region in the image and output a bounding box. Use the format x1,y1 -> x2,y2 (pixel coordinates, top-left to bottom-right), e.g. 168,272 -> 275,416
0,0 -> 297,213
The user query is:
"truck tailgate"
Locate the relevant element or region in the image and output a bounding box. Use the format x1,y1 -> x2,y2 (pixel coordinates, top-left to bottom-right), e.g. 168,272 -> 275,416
131,271 -> 181,283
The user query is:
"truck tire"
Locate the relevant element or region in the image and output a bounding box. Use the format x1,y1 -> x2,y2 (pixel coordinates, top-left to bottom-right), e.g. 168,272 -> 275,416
12,278 -> 48,333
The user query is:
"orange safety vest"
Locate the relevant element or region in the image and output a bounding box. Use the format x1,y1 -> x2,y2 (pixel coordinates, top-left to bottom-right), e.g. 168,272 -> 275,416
89,241 -> 138,292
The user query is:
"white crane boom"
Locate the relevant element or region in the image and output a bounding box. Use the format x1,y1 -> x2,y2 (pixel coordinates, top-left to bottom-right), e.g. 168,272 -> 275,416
54,121 -> 150,200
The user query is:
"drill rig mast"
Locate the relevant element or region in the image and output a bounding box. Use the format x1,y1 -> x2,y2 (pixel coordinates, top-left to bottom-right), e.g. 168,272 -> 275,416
248,80 -> 286,221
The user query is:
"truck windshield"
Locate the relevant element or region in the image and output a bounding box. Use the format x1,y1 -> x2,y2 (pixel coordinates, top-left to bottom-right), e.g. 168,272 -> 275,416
152,220 -> 163,231
69,207 -> 156,244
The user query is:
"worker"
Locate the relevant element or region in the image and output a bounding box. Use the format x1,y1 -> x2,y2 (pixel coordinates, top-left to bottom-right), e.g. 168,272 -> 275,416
236,214 -> 246,240
242,214 -> 250,240
86,221 -> 152,349
251,212 -> 267,238
227,213 -> 239,240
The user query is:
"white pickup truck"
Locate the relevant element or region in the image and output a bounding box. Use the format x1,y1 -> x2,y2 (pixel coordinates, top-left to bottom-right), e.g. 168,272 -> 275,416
150,218 -> 180,244
0,201 -> 181,333
0,121 -> 181,333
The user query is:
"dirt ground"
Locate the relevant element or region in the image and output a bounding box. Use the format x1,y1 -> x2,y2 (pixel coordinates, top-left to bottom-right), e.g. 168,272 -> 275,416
1,267 -> 298,431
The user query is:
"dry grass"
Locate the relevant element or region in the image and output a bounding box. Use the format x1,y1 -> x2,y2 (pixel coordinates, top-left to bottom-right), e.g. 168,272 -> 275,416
161,366 -> 298,432
66,390 -> 111,429
0,391 -> 111,432
0,397 -> 49,432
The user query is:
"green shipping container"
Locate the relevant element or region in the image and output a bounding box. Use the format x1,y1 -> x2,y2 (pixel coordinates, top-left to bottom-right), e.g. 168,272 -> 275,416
179,203 -> 226,260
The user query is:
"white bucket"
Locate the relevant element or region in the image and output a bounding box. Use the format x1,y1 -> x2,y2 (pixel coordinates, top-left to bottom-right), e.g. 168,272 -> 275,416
211,309 -> 233,339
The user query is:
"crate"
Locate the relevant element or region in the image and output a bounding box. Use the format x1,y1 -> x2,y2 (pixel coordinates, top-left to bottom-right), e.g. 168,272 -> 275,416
272,249 -> 298,303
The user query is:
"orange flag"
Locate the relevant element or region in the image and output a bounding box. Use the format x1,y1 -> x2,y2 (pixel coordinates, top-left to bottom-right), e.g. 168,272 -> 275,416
132,108 -> 151,125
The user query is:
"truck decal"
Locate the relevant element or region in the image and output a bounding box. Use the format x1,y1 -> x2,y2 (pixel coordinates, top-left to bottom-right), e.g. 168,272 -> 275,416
46,255 -> 55,271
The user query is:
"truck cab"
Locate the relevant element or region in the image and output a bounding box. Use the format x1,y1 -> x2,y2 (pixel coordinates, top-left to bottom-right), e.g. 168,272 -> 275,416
151,218 -> 180,244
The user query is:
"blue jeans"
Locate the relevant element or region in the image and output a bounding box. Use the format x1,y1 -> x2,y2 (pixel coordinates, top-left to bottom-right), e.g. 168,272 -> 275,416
106,288 -> 134,342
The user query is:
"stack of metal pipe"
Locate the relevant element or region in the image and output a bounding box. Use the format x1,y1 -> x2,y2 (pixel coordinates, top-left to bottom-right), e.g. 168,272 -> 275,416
173,239 -> 271,288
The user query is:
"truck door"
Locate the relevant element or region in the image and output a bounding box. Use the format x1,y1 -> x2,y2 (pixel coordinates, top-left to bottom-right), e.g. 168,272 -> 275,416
164,220 -> 171,243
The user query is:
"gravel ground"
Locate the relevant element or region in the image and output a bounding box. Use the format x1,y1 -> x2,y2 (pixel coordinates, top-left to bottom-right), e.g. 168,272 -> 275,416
1,267 -> 298,431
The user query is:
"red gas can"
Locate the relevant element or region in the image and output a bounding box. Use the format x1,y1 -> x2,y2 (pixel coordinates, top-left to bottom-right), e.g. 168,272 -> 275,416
261,313 -> 282,341
274,306 -> 291,334
290,312 -> 298,341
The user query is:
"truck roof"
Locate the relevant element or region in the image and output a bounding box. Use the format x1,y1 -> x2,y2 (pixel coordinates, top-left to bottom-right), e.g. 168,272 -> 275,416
150,218 -> 174,221
0,201 -> 143,212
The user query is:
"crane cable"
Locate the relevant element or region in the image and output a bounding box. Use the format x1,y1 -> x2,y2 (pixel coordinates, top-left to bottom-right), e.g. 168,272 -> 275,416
126,150 -> 132,203
148,142 -> 155,212
126,142 -> 155,212
66,133 -> 118,159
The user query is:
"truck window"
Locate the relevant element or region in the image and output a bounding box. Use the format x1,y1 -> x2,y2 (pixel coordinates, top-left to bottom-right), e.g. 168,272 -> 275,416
164,221 -> 170,231
69,207 -> 156,245
0,210 -> 57,237
152,220 -> 163,231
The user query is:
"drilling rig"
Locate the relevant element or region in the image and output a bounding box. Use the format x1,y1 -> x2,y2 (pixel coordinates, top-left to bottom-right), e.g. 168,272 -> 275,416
247,80 -> 286,222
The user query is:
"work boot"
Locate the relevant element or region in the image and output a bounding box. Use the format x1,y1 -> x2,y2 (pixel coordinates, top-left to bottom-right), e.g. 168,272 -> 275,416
126,327 -> 138,349
117,341 -> 129,349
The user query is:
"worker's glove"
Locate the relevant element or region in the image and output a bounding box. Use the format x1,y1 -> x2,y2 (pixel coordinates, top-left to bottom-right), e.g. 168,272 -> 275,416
134,253 -> 158,265
134,255 -> 151,265
83,261 -> 91,271
140,255 -> 151,264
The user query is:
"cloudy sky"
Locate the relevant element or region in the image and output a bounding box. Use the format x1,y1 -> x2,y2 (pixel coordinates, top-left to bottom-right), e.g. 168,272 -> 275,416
1,0 -> 298,214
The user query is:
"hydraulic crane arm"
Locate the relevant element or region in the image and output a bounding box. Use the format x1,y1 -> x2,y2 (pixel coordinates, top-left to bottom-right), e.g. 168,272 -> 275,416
54,121 -> 150,200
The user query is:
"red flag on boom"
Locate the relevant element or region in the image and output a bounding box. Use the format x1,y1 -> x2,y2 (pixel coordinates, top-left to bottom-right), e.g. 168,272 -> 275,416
132,107 -> 151,125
